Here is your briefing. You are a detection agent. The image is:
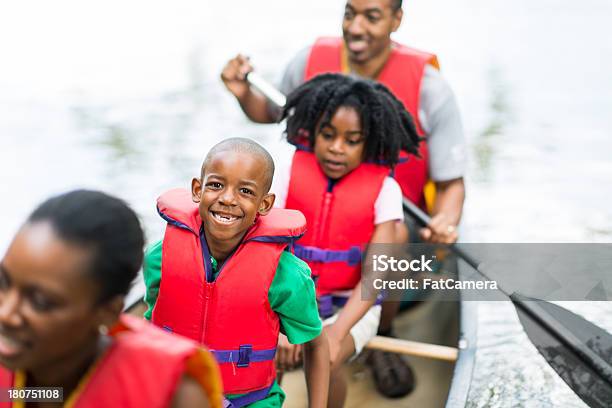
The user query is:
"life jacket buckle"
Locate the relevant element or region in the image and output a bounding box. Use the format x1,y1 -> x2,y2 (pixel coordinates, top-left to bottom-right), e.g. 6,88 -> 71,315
237,345 -> 252,367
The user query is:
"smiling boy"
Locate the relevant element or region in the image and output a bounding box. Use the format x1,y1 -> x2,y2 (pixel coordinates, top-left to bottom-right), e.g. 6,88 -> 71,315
143,138 -> 329,408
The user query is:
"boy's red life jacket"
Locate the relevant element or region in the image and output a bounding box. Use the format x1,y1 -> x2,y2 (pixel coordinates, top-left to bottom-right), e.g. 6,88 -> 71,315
286,151 -> 388,304
151,188 -> 306,401
305,36 -> 439,209
0,314 -> 223,408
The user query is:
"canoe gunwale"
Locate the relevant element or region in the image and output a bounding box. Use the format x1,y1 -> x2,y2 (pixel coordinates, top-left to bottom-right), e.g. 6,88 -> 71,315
445,259 -> 479,408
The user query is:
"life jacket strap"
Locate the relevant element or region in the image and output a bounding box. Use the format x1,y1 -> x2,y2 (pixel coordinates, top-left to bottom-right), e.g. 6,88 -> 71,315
211,346 -> 276,367
318,293 -> 385,319
222,383 -> 275,408
294,245 -> 362,266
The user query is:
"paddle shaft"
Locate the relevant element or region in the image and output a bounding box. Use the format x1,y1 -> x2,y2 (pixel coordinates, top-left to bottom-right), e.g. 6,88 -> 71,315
366,336 -> 457,362
246,72 -> 287,107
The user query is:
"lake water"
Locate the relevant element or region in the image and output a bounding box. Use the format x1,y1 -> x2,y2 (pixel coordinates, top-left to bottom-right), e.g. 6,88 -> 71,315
1,0 -> 611,406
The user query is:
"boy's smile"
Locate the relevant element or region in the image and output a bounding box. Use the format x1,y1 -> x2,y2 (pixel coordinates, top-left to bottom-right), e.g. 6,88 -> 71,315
192,149 -> 275,261
210,211 -> 241,225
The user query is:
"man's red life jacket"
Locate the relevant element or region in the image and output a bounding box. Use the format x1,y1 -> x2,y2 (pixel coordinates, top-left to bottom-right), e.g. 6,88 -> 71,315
286,151 -> 388,304
304,36 -> 439,209
0,314 -> 222,408
151,188 -> 306,399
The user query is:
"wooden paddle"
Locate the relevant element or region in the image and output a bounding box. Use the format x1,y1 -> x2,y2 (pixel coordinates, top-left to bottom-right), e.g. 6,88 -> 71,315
366,336 -> 457,362
246,71 -> 612,407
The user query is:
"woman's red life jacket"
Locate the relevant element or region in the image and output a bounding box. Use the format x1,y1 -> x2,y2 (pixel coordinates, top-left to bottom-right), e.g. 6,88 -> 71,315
151,188 -> 306,397
305,36 -> 439,209
286,151 -> 388,300
0,314 -> 223,408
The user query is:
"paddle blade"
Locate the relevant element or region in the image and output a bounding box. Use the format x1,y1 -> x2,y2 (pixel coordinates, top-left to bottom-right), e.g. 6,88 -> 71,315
512,295 -> 612,407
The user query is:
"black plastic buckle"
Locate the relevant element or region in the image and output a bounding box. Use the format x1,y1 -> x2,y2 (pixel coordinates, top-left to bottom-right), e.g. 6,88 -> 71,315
237,345 -> 252,368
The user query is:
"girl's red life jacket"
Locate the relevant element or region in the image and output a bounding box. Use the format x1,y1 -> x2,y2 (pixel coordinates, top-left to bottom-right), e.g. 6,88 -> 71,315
0,314 -> 223,408
151,188 -> 306,398
286,151 -> 388,300
305,36 -> 439,209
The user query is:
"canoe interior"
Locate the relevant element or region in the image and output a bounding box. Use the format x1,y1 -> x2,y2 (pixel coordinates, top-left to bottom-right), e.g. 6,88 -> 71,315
282,290 -> 461,407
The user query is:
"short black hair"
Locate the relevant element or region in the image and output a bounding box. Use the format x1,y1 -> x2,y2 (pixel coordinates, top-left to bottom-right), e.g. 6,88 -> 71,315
391,0 -> 402,11
28,190 -> 144,303
281,73 -> 420,168
202,137 -> 275,192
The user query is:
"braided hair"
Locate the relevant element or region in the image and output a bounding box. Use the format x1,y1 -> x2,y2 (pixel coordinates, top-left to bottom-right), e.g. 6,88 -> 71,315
281,73 -> 421,168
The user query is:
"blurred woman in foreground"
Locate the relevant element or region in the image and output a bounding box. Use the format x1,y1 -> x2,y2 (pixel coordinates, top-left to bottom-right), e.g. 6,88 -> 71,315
0,190 -> 222,407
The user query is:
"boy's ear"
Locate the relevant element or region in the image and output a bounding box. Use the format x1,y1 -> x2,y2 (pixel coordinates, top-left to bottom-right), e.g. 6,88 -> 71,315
258,193 -> 275,216
191,177 -> 202,203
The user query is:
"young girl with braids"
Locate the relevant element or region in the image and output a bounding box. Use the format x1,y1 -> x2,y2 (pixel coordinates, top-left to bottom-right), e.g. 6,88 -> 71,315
271,73 -> 421,407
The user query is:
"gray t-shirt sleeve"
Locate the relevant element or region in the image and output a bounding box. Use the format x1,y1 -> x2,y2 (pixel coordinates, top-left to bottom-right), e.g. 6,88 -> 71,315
279,46 -> 310,94
418,65 -> 467,181
266,47 -> 311,121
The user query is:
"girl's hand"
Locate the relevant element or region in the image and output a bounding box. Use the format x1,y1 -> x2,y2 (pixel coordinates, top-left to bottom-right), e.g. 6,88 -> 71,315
275,333 -> 303,371
324,324 -> 344,367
